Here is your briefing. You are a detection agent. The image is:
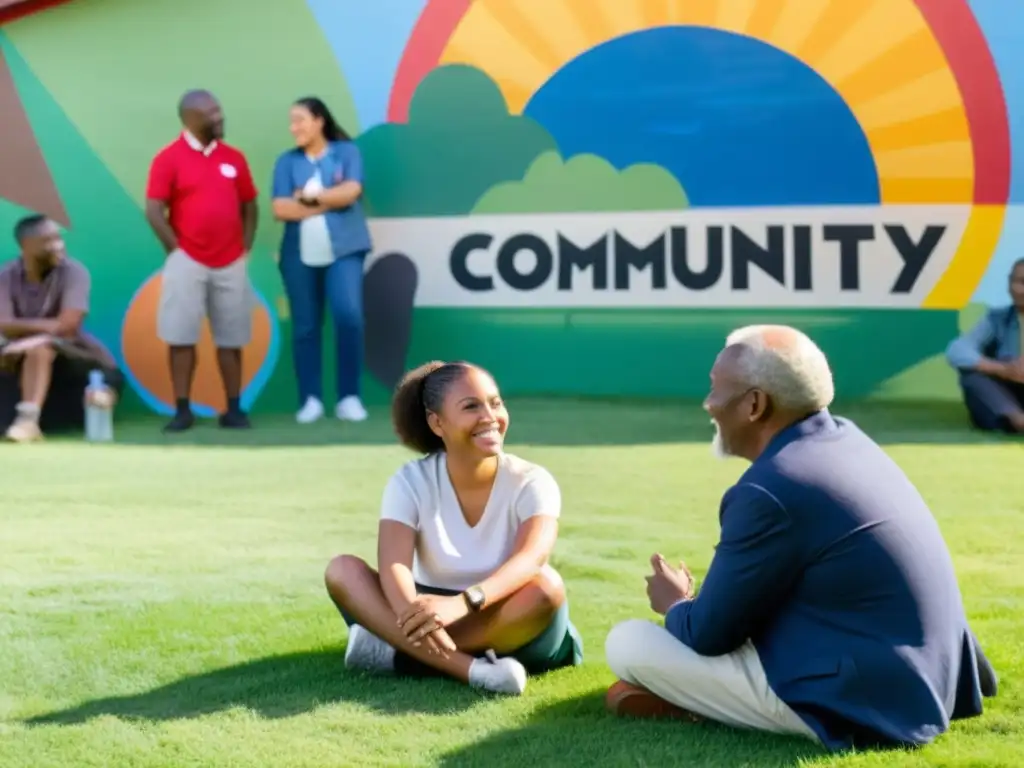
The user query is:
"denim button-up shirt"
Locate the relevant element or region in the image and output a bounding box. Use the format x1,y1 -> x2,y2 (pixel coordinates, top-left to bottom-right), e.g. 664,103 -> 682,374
272,140 -> 372,261
945,306 -> 1022,369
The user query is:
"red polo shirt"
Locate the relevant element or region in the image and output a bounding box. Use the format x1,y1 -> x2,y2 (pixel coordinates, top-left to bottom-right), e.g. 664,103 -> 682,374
146,135 -> 258,268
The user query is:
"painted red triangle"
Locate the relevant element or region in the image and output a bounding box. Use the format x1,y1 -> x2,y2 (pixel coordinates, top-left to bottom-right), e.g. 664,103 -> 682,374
0,1 -> 77,26
0,46 -> 68,225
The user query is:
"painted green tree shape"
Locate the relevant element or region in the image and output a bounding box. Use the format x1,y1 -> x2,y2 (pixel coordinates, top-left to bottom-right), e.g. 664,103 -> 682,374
357,65 -> 556,217
472,151 -> 689,214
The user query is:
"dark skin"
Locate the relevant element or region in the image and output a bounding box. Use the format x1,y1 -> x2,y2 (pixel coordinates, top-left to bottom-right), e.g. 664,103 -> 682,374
975,261 -> 1024,385
0,220 -> 87,406
270,103 -> 363,223
967,261 -> 1024,431
0,220 -> 84,340
1011,260 -> 1024,313
324,368 -> 564,683
615,330 -> 822,719
646,331 -> 815,615
144,90 -> 257,405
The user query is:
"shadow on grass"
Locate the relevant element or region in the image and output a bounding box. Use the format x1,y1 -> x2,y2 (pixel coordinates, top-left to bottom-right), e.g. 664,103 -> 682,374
90,399 -> 1014,449
436,691 -> 824,768
24,649 -> 482,725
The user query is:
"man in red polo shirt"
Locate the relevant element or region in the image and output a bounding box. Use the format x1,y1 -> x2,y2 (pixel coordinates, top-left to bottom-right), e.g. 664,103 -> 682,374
144,89 -> 258,432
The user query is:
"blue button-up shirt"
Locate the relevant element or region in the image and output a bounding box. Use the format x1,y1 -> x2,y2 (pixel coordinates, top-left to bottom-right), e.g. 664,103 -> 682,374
272,141 -> 372,261
945,306 -> 1022,369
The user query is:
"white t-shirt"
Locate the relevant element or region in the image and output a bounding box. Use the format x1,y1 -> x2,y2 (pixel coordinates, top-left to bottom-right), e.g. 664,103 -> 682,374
379,452 -> 561,591
299,170 -> 334,266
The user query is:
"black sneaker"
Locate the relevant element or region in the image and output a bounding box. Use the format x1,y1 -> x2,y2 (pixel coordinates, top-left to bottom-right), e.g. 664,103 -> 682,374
163,410 -> 195,433
218,410 -> 251,429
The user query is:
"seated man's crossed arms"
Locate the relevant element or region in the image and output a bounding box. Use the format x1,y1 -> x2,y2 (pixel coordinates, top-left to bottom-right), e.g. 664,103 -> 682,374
0,214 -> 122,442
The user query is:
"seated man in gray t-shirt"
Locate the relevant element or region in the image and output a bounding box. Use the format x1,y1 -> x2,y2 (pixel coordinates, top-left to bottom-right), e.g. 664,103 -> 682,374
0,214 -> 123,442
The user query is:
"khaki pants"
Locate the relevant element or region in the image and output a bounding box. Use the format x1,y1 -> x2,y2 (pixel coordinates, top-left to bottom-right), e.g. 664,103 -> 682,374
605,619 -> 818,740
157,249 -> 253,348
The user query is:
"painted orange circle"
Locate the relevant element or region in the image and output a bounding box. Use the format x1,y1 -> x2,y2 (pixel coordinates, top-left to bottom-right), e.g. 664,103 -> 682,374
121,271 -> 276,415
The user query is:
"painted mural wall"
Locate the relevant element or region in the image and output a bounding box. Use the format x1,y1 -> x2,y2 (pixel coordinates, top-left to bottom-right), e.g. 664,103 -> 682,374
1,0 -> 1022,414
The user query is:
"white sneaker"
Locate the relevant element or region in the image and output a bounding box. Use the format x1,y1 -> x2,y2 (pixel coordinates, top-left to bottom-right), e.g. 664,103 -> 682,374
468,650 -> 528,695
296,397 -> 324,424
5,403 -> 42,443
344,625 -> 396,673
335,396 -> 368,422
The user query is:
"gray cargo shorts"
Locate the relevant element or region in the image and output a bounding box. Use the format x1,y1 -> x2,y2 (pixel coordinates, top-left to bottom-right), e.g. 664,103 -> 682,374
157,249 -> 253,348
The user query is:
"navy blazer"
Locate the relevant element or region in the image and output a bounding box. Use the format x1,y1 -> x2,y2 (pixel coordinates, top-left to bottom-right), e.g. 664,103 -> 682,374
666,410 -> 989,751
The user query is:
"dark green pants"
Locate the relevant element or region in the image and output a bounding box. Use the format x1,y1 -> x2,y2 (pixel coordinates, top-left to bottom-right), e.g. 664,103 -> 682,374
340,583 -> 583,676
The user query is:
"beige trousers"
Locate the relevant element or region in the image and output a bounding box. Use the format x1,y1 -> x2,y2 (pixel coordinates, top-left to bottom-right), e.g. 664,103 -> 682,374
158,249 -> 253,348
605,619 -> 818,741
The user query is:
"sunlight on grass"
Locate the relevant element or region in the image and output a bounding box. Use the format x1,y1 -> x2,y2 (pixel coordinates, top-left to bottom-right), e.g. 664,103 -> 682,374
1,401 -> 1020,767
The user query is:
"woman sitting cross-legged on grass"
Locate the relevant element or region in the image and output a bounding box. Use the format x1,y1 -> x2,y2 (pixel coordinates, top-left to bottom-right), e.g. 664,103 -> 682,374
324,361 -> 583,694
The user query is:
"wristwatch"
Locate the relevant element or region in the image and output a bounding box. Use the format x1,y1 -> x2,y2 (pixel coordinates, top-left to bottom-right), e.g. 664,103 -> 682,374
462,585 -> 486,612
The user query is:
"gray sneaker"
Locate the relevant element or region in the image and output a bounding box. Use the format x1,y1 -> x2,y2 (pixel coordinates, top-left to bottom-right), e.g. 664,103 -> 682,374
468,650 -> 528,695
344,625 -> 396,673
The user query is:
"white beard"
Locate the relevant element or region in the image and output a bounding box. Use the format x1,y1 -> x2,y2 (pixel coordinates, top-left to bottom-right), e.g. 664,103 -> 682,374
710,419 -> 731,459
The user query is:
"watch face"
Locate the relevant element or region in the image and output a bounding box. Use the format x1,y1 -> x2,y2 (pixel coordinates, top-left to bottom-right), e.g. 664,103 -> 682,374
469,587 -> 485,606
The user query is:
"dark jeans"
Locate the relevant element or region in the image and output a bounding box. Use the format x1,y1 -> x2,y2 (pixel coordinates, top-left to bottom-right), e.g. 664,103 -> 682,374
958,371 -> 1024,432
0,355 -> 125,433
279,250 -> 367,406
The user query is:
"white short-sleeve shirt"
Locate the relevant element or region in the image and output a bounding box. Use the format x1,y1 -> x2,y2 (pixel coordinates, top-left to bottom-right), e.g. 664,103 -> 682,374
298,169 -> 334,267
379,452 -> 561,591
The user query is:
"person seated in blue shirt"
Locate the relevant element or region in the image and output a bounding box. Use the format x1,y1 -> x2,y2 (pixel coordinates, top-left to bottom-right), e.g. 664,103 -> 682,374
945,258 -> 1024,433
603,324 -> 996,752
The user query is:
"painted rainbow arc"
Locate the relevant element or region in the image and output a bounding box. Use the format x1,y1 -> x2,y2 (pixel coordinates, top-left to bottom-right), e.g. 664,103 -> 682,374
390,0 -> 1010,309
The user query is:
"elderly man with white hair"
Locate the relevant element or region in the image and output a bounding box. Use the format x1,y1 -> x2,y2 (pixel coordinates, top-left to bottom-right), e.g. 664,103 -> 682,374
604,324 -> 996,751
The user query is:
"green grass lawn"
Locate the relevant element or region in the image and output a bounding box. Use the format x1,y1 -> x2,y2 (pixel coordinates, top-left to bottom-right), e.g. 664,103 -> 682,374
1,400 -> 1020,767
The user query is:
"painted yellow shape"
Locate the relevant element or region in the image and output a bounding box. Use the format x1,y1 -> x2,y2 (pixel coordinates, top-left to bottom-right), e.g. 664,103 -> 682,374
476,1 -> 566,72
440,2 -> 553,109
744,0 -> 790,41
593,0 -> 649,35
875,142 -> 973,180
768,0 -> 833,52
814,0 -> 926,84
665,0 -> 693,25
924,206 -> 1007,308
854,70 -> 965,130
442,0 -> 972,201
866,109 -> 969,153
880,178 -> 974,203
638,0 -> 674,29
503,0 -> 593,63
565,0 -> 616,49
794,0 -> 873,65
715,0 -> 760,34
667,0 -> 717,27
491,78 -> 535,114
835,32 -> 948,106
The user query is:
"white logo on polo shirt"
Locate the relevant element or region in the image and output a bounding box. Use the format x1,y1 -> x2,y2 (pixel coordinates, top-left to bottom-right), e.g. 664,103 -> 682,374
220,163 -> 238,178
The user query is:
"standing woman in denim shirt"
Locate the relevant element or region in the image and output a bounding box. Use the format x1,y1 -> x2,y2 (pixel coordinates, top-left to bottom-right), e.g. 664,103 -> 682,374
272,97 -> 372,424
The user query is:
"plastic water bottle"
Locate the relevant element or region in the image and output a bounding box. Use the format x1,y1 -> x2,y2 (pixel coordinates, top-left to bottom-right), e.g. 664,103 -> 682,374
84,369 -> 114,443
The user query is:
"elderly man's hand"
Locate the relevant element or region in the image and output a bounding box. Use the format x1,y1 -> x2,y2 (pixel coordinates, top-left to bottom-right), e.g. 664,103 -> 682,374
1005,358 -> 1024,384
646,553 -> 695,615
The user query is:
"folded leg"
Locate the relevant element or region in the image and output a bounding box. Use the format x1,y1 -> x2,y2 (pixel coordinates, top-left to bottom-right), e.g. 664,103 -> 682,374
605,619 -> 817,740
958,371 -> 1024,432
